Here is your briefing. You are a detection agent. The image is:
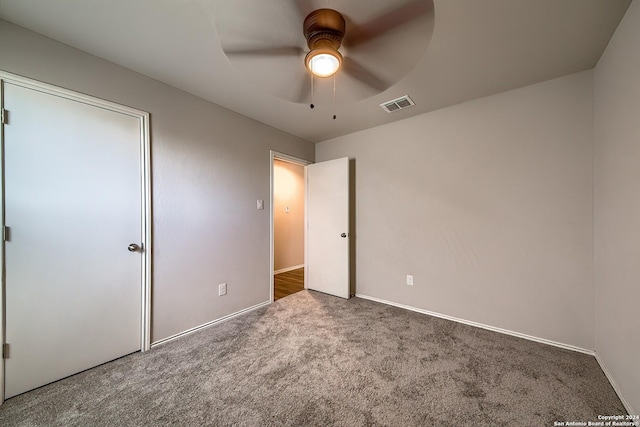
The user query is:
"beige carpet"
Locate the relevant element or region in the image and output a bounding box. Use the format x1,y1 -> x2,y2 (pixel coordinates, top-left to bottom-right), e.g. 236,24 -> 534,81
0,290 -> 626,426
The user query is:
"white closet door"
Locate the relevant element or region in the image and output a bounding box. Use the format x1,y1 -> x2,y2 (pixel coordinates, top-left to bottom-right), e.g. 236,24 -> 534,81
3,82 -> 143,398
306,157 -> 350,299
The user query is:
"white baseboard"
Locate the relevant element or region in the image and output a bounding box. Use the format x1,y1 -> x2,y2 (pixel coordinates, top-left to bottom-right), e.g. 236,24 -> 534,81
355,293 -> 594,355
595,353 -> 636,415
274,264 -> 304,275
150,301 -> 271,348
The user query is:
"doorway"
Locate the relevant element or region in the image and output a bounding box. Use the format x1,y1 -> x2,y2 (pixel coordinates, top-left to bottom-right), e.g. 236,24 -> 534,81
270,152 -> 311,301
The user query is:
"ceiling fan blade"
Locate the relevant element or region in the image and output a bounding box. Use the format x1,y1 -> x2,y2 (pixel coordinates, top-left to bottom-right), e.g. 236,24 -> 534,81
294,72 -> 311,104
223,46 -> 305,57
344,0 -> 433,48
342,57 -> 391,92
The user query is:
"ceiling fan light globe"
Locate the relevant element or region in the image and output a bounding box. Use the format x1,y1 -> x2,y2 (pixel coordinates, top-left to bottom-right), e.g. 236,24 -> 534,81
306,51 -> 342,78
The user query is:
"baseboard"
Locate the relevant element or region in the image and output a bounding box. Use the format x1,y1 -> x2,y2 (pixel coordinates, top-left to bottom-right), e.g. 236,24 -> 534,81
150,301 -> 271,348
595,353 -> 636,415
274,264 -> 304,275
355,293 -> 594,355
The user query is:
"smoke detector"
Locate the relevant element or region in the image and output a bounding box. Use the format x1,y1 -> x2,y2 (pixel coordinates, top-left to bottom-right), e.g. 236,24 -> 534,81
380,95 -> 415,113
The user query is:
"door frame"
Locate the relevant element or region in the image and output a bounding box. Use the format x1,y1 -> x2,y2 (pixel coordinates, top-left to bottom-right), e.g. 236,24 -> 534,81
269,151 -> 312,302
0,70 -> 152,403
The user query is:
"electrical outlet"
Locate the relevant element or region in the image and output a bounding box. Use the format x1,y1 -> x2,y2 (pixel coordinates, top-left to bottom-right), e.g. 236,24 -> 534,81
406,275 -> 414,286
218,283 -> 227,296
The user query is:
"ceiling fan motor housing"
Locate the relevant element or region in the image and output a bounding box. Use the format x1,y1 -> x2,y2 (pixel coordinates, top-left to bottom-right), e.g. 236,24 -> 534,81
303,9 -> 346,50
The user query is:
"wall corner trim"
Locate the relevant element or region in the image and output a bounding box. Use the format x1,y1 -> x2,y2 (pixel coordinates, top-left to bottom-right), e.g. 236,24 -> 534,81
150,301 -> 271,348
355,293 -> 595,355
594,353 -> 636,415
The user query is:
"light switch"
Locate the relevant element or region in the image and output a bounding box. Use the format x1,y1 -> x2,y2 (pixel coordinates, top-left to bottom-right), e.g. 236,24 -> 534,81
285,206 -> 290,213
257,199 -> 264,210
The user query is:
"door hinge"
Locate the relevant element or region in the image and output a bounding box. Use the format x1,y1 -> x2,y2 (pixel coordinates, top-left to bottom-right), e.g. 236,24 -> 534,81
2,226 -> 9,242
2,343 -> 9,359
1,108 -> 7,124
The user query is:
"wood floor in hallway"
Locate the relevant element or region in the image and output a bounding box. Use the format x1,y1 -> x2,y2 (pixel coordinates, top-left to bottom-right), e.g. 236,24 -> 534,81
274,267 -> 304,300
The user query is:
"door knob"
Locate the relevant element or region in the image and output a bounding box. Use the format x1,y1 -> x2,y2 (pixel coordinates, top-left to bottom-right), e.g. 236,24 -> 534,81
341,233 -> 347,238
128,243 -> 140,252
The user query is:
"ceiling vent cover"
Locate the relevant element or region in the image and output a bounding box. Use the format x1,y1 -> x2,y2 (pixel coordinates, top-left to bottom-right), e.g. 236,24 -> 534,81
380,95 -> 415,113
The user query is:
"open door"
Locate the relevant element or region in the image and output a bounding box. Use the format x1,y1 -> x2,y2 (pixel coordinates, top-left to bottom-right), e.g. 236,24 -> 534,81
306,157 -> 350,299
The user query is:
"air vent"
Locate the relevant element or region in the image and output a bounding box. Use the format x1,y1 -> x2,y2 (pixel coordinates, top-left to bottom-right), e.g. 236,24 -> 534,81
380,95 -> 415,113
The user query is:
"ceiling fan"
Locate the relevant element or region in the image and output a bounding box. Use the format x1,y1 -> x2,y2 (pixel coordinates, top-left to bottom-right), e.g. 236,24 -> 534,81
217,0 -> 435,104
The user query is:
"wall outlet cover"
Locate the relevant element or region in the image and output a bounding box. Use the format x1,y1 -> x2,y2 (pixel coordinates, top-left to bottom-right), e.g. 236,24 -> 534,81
219,283 -> 227,296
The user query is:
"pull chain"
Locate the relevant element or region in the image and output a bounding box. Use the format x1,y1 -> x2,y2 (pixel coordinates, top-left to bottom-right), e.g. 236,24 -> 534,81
310,73 -> 315,109
308,73 -> 337,119
332,75 -> 337,119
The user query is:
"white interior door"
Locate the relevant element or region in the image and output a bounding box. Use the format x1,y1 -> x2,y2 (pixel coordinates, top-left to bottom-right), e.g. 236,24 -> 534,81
3,81 -> 144,398
306,157 -> 350,299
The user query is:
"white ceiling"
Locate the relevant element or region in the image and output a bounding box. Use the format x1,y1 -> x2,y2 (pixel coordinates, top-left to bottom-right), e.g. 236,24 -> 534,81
0,0 -> 631,143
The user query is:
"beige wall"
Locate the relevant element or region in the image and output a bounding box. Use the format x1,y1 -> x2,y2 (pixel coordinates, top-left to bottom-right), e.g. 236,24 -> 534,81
0,19 -> 315,342
594,0 -> 640,414
317,71 -> 595,350
273,160 -> 305,271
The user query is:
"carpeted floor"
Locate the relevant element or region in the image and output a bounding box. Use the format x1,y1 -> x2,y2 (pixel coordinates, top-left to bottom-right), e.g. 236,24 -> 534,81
0,290 -> 625,426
